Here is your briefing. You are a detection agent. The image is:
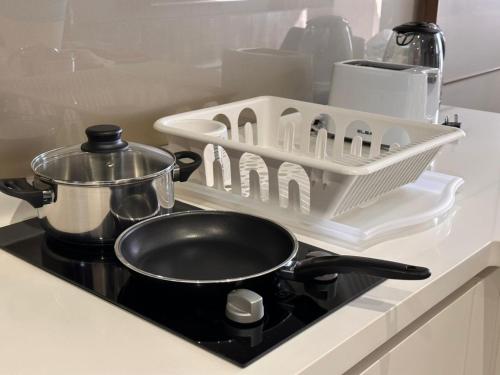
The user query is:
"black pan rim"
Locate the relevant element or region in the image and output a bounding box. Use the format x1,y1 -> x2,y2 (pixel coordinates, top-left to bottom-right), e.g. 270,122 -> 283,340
114,210 -> 299,284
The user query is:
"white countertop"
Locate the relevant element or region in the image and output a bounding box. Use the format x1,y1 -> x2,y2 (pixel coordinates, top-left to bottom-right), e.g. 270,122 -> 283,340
1,106 -> 500,374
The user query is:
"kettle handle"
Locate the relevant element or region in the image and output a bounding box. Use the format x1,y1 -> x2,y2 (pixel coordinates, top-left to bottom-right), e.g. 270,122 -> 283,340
440,31 -> 445,59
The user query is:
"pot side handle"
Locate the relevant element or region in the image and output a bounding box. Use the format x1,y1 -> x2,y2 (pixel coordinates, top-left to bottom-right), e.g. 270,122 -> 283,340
0,178 -> 53,208
174,151 -> 202,182
292,255 -> 431,280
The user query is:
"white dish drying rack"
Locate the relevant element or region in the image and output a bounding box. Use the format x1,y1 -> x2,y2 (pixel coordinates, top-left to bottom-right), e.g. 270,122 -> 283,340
173,171 -> 463,249
154,96 -> 465,219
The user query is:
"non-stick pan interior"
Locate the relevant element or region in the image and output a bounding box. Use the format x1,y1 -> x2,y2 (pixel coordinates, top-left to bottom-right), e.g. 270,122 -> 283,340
116,211 -> 297,282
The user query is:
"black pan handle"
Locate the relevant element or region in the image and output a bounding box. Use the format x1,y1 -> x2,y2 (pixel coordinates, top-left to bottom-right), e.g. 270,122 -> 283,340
0,178 -> 54,208
291,255 -> 431,280
173,151 -> 202,182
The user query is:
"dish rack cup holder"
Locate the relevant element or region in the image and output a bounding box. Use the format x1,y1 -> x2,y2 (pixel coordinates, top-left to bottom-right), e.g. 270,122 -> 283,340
155,96 -> 464,219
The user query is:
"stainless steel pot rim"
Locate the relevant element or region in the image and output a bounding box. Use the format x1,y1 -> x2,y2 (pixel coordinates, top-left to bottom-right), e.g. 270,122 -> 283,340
30,146 -> 176,186
111,207 -> 161,222
114,210 -> 300,284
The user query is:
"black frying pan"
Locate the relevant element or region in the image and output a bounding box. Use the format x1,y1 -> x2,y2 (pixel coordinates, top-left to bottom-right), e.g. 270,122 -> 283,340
114,211 -> 430,286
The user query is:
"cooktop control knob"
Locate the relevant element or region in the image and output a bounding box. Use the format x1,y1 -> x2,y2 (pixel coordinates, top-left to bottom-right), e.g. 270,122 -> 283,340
225,289 -> 264,324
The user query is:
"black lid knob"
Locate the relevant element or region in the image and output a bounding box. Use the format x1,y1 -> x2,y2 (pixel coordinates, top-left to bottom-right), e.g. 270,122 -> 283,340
81,124 -> 129,153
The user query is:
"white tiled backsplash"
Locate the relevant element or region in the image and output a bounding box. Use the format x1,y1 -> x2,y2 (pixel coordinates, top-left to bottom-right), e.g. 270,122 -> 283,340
0,0 -> 416,178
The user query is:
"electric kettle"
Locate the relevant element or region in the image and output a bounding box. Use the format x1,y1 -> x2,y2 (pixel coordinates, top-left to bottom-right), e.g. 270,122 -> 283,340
383,22 -> 445,74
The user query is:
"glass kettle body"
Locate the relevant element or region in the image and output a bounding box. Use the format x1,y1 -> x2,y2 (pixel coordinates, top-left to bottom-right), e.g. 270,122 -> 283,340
383,22 -> 445,74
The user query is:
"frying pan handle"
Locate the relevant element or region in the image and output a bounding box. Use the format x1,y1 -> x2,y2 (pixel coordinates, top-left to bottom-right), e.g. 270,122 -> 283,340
292,255 -> 431,280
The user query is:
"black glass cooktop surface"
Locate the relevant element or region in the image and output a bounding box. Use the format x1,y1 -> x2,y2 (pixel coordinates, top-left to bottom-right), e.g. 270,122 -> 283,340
0,202 -> 384,367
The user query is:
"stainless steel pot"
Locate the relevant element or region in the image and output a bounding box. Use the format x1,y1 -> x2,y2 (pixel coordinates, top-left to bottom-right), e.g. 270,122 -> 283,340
0,124 -> 201,244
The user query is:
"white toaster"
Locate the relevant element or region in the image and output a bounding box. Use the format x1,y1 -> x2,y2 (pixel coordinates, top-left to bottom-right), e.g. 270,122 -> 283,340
328,60 -> 441,145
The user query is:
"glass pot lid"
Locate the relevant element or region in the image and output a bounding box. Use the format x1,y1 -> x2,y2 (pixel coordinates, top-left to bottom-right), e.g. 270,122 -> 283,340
31,125 -> 175,185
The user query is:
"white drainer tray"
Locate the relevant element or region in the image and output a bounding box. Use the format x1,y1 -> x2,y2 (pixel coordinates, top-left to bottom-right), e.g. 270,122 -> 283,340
155,96 -> 464,219
175,171 -> 463,250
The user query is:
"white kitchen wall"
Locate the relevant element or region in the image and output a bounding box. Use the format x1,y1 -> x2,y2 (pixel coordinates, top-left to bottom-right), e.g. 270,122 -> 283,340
442,71 -> 500,113
0,0 -> 417,178
438,0 -> 500,113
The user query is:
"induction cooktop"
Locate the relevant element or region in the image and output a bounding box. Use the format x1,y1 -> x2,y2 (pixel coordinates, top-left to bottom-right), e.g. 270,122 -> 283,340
0,201 -> 384,367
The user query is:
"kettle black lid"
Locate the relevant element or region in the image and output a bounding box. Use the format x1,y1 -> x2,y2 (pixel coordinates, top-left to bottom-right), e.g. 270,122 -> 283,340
393,21 -> 442,34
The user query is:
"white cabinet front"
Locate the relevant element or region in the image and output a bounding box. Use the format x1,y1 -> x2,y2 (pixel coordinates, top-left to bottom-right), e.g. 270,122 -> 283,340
357,269 -> 500,375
